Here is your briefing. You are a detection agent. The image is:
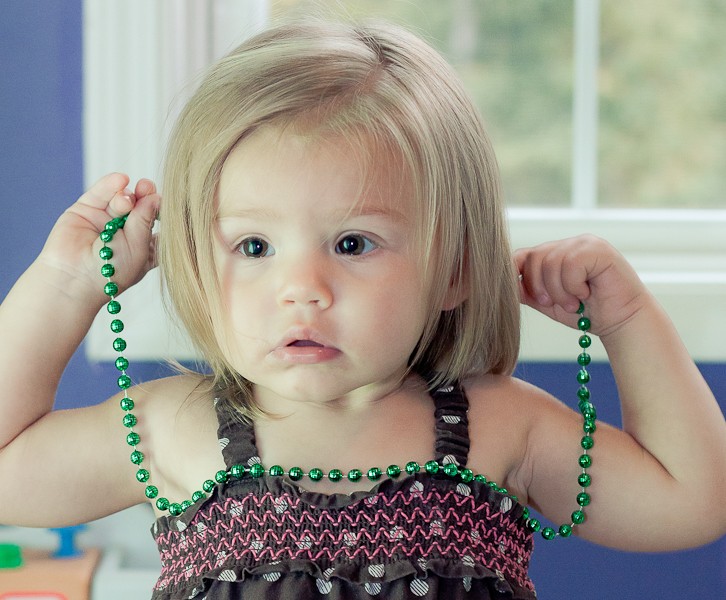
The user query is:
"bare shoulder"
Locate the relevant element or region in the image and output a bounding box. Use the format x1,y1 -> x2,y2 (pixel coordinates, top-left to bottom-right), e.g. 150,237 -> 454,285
130,373 -> 226,507
463,373 -> 565,427
130,372 -> 214,423
462,374 -> 577,503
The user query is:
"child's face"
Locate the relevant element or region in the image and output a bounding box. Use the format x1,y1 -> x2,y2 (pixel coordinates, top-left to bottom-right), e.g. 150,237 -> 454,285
212,125 -> 433,408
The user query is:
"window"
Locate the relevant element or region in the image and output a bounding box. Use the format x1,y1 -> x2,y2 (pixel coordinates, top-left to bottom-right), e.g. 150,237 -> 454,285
83,0 -> 725,362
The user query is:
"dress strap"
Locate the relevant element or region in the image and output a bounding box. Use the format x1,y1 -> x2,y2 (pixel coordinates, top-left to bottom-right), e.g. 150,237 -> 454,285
214,397 -> 261,469
430,381 -> 471,468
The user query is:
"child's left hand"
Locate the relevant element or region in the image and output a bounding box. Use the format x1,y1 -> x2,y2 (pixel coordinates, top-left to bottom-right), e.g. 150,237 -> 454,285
514,235 -> 649,337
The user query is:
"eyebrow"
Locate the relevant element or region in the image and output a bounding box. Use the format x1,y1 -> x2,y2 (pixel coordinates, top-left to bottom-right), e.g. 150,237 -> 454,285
216,204 -> 409,223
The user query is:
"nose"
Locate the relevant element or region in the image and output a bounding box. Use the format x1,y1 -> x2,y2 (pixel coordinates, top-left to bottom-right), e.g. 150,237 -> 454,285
277,256 -> 333,310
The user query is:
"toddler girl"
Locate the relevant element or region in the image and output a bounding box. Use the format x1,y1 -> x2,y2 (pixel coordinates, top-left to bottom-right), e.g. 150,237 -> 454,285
1,18 -> 724,600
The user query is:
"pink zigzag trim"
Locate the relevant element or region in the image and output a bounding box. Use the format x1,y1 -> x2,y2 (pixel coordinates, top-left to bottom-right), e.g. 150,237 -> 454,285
154,486 -> 533,592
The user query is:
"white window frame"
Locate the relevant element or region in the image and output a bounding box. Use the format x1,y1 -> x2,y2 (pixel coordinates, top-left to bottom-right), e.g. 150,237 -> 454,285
83,0 -> 726,363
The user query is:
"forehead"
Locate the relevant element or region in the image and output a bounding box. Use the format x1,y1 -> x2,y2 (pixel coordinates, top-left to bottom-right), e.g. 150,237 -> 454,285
216,124 -> 412,219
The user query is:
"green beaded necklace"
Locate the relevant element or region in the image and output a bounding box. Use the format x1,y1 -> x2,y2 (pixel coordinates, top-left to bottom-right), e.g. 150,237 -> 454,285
99,215 -> 597,541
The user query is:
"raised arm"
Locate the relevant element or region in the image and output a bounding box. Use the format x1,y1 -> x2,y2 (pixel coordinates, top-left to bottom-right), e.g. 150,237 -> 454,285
0,173 -> 159,525
514,235 -> 726,550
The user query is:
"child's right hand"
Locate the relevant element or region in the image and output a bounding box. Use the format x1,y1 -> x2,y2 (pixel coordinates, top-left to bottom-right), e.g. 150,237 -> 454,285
38,172 -> 160,303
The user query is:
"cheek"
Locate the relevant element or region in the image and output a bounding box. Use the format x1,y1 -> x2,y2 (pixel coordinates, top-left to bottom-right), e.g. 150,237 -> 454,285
368,268 -> 431,346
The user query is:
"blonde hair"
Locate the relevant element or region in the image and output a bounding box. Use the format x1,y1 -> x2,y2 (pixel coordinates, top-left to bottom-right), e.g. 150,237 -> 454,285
158,18 -> 520,416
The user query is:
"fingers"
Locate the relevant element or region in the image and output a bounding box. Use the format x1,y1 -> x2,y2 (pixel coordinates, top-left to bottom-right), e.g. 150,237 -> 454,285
75,173 -> 161,228
78,172 -> 130,212
134,178 -> 156,199
514,240 -> 591,314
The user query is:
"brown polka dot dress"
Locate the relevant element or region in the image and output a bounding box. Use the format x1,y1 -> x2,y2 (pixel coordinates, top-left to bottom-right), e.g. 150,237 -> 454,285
150,382 -> 537,599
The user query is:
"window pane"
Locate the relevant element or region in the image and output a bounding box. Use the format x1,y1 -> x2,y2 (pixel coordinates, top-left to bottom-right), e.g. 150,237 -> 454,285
270,0 -> 573,207
599,0 -> 726,208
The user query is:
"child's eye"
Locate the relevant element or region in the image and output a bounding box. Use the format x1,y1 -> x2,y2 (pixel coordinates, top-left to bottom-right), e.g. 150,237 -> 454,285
335,234 -> 377,256
238,237 -> 275,258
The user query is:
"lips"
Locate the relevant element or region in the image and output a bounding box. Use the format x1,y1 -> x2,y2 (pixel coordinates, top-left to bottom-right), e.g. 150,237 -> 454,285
273,329 -> 340,363
288,340 -> 323,348
278,328 -> 333,350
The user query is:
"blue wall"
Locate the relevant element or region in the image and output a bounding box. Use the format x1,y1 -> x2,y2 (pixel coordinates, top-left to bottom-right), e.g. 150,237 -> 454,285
1,1 -> 724,596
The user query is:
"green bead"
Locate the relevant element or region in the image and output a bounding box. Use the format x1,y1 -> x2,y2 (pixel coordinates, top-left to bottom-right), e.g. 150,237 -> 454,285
202,479 -> 216,492
367,467 -> 382,481
215,470 -> 229,483
527,518 -> 541,532
578,473 -> 592,487
289,467 -> 304,481
577,386 -> 590,401
309,468 -> 324,481
347,469 -> 362,482
460,468 -> 474,482
100,230 -> 114,243
126,432 -> 140,446
559,524 -> 573,538
522,507 -> 530,520
104,221 -> 118,233
583,419 -> 597,434
499,488 -> 509,495
405,461 -> 420,474
571,510 -> 586,524
487,481 -> 498,489
577,492 -> 591,506
541,527 -> 556,540
113,338 -> 127,352
386,465 -> 401,478
144,485 -> 158,499
112,216 -> 127,228
328,468 -> 343,482
115,356 -> 129,371
107,300 -> 121,314
578,454 -> 592,468
579,402 -> 596,420
269,465 -> 284,477
104,282 -> 119,297
424,460 -> 440,475
122,413 -> 137,428
135,469 -> 150,482
443,463 -> 459,477
120,397 -> 134,411
192,491 -> 206,502
250,464 -> 265,478
474,474 -> 488,483
577,352 -> 591,366
578,334 -> 592,349
101,263 -> 115,277
110,319 -> 124,333
117,374 -> 132,389
156,497 -> 170,511
577,369 -> 590,384
577,317 -> 591,331
130,450 -> 144,464
581,435 -> 594,450
168,503 -> 183,516
230,464 -> 245,478
181,500 -> 193,511
577,301 -> 585,314
99,246 -> 113,260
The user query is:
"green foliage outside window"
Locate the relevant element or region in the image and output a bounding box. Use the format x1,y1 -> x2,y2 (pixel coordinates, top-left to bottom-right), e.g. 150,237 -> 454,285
271,0 -> 725,209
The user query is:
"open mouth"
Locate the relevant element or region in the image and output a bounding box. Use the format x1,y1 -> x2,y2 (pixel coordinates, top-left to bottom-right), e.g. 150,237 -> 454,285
288,340 -> 324,347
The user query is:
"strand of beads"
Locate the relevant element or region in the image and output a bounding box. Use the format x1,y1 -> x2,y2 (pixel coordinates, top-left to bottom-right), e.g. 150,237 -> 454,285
161,459 -> 522,518
98,216 -> 514,517
524,302 -> 596,540
99,215 -> 163,507
101,216 -> 595,529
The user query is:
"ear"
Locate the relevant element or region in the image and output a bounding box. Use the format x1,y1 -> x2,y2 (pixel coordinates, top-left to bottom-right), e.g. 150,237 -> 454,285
441,264 -> 468,311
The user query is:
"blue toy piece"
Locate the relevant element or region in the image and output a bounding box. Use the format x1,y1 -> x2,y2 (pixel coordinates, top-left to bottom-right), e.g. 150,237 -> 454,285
49,525 -> 87,558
